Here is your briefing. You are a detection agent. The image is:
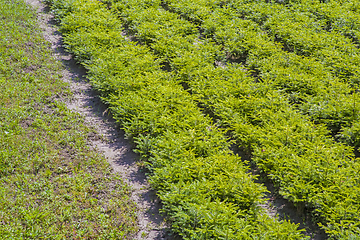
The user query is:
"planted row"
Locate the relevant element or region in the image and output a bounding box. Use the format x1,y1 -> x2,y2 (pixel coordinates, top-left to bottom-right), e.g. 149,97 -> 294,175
162,0 -> 360,150
46,0 -> 305,238
205,8 -> 360,147
109,0 -> 360,237
225,0 -> 360,86
179,63 -> 360,239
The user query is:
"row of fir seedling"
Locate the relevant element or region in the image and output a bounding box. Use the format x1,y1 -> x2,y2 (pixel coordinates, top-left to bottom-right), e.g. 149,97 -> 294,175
46,0 -> 306,239
108,0 -> 360,238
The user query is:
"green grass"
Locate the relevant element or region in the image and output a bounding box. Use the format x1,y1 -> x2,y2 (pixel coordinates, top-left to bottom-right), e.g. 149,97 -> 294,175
0,0 -> 138,238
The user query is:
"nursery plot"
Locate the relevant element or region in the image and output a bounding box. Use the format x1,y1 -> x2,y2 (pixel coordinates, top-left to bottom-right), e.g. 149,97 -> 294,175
46,0 -> 360,238
111,0 -> 360,238
45,0 -> 306,239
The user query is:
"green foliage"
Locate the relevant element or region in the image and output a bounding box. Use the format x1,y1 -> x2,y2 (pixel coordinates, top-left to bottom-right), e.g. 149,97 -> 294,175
46,0 -> 360,238
46,0 -> 307,238
106,0 -> 360,238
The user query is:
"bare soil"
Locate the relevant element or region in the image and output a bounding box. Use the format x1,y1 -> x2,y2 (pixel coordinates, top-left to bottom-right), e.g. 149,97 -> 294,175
25,0 -> 176,239
236,148 -> 328,240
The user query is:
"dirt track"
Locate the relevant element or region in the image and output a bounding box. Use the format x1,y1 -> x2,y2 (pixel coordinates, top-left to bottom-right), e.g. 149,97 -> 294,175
25,0 -> 175,239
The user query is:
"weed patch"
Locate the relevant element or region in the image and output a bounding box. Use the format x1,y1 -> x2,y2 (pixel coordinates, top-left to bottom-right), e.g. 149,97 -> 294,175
0,1 -> 137,238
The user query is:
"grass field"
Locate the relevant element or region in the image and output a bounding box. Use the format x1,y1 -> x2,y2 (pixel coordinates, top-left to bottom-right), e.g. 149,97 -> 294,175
0,0 -> 138,238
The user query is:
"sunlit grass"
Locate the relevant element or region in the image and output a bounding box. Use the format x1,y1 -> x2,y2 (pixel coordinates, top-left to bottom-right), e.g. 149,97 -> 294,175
0,0 -> 138,238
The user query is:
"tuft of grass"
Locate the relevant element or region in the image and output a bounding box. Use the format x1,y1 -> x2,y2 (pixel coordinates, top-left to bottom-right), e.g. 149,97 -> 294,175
0,0 -> 138,238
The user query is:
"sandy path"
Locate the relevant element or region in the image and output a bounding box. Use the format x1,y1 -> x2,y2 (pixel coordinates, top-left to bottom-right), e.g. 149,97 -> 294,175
25,0 -> 174,239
